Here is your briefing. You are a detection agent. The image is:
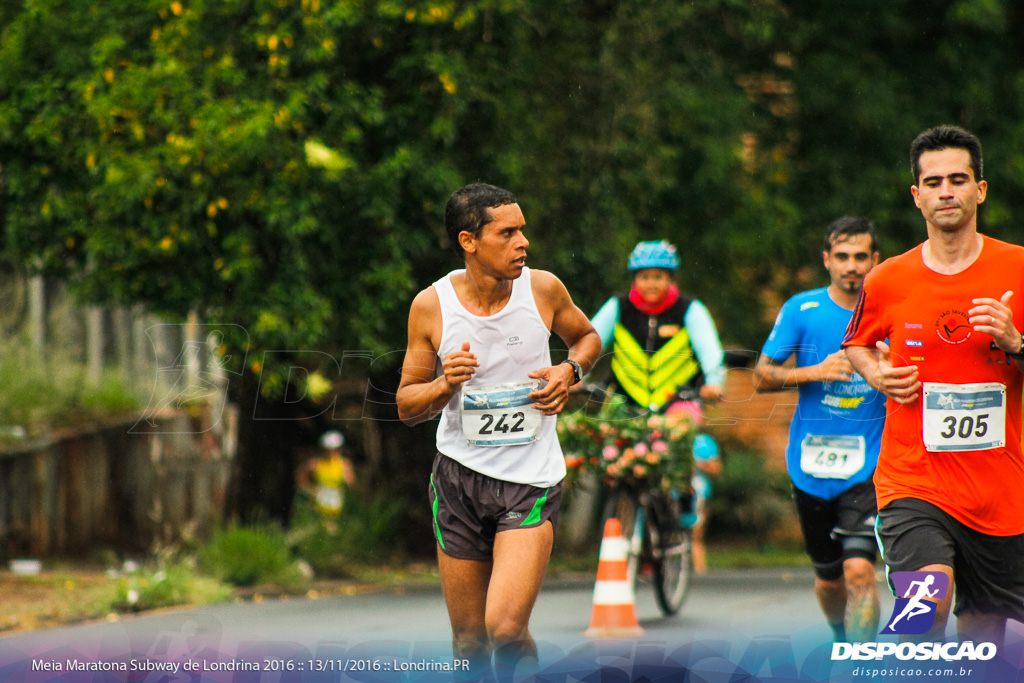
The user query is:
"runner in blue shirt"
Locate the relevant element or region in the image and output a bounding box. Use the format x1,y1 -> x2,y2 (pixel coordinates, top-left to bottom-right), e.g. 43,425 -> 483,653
754,216 -> 886,643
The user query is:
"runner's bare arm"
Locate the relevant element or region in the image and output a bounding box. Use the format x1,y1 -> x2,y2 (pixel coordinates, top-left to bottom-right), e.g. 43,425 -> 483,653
527,271 -> 602,415
753,350 -> 854,393
969,290 -> 1024,372
845,342 -> 921,404
396,289 -> 479,426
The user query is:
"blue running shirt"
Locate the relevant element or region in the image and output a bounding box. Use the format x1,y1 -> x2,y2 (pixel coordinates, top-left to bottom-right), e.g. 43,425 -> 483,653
761,287 -> 885,500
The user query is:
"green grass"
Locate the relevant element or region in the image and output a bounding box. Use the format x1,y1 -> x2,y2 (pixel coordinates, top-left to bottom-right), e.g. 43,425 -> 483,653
109,562 -> 232,612
199,524 -> 307,589
705,541 -> 810,569
0,341 -> 143,436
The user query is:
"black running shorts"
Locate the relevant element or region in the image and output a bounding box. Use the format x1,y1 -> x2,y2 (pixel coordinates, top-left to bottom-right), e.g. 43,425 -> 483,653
428,453 -> 563,561
792,480 -> 879,580
876,497 -> 1024,620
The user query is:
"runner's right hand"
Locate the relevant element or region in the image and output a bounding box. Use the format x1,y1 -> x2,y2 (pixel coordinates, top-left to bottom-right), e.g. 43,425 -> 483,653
441,341 -> 478,394
872,340 -> 920,404
817,350 -> 854,382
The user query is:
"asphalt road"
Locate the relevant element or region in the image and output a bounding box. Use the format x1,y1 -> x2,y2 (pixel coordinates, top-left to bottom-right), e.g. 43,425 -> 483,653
0,567 -> 914,681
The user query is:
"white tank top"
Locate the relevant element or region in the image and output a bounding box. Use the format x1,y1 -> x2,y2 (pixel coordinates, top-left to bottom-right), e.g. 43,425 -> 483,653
433,267 -> 566,487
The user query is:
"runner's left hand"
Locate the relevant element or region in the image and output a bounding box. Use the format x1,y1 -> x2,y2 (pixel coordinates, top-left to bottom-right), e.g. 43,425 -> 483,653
528,363 -> 575,415
970,290 -> 1020,354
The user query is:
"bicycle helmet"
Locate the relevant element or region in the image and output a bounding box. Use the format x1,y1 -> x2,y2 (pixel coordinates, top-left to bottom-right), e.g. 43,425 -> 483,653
628,240 -> 679,271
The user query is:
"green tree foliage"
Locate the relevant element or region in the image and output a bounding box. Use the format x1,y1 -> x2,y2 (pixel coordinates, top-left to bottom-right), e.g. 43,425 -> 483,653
7,0 -> 1024,529
781,0 -> 1024,281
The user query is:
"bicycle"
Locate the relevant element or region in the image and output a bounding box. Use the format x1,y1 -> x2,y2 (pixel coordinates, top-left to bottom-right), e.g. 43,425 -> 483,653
602,474 -> 693,615
560,384 -> 697,616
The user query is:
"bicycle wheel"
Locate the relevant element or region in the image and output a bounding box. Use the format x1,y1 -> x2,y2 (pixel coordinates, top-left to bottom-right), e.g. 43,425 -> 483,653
601,488 -> 646,589
653,523 -> 692,615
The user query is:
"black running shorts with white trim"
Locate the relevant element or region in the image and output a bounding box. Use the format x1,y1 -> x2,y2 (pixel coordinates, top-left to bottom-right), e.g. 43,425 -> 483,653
428,453 -> 563,561
792,480 -> 878,580
876,497 -> 1024,621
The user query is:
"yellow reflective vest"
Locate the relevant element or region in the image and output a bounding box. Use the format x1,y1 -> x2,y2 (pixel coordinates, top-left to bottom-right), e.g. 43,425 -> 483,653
611,294 -> 703,411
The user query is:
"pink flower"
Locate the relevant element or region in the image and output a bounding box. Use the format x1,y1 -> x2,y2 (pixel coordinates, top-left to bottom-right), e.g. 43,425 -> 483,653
634,442 -> 648,456
603,445 -> 619,460
652,440 -> 669,453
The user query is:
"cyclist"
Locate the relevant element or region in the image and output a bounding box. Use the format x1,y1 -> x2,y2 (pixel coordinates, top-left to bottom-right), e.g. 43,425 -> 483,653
589,240 -> 727,529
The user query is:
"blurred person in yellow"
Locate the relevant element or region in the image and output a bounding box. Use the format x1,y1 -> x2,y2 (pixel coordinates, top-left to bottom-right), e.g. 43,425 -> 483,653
297,430 -> 355,530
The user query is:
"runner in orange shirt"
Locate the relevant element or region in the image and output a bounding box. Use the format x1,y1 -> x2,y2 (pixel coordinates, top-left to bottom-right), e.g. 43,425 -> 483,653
844,125 -> 1024,644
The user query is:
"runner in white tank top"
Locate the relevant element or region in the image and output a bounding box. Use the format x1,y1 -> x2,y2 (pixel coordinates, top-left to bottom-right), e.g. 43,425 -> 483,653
433,266 -> 565,487
397,184 -> 601,677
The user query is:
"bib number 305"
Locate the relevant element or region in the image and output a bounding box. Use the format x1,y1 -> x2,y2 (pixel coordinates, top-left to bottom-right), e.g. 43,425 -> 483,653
462,381 -> 542,447
922,382 -> 1005,453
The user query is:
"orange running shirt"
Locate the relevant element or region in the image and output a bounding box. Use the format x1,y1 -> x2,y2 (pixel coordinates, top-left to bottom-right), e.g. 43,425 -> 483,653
843,235 -> 1024,535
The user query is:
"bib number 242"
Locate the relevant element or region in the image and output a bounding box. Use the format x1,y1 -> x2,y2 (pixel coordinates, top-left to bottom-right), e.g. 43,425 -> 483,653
478,411 -> 527,436
462,381 -> 542,447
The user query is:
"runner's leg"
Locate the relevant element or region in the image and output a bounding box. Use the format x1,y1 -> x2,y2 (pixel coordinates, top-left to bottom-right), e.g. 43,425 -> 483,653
912,563 -> 953,642
815,577 -> 847,639
438,547 -> 493,673
486,521 -> 554,669
956,611 -> 1007,645
843,557 -> 879,642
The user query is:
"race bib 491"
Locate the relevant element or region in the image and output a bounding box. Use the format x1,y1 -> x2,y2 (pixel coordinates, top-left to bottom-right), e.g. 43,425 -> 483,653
800,434 -> 866,479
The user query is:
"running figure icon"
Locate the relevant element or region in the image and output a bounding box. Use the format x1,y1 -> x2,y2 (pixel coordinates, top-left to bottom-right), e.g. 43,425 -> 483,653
882,571 -> 951,635
887,575 -> 939,629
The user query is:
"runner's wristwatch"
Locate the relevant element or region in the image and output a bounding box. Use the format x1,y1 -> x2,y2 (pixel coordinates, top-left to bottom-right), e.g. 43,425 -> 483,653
561,359 -> 583,384
1007,332 -> 1024,359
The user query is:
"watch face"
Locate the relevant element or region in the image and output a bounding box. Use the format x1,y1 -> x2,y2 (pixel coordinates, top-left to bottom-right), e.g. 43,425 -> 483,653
566,360 -> 582,382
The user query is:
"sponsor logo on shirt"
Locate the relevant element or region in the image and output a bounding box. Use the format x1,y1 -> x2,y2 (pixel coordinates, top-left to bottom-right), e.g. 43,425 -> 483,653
800,301 -> 820,311
906,340 -> 923,347
904,322 -> 923,329
935,310 -> 971,344
910,356 -> 926,361
821,395 -> 866,409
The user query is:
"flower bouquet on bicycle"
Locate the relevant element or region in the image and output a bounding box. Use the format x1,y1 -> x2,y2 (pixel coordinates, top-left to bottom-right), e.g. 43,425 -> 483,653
558,387 -> 697,615
558,391 -> 696,492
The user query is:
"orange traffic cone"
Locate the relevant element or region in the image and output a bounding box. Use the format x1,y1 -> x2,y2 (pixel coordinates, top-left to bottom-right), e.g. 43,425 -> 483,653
584,518 -> 644,637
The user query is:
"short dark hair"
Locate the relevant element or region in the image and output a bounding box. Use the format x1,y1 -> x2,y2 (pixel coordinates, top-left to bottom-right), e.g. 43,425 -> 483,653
910,125 -> 983,184
824,215 -> 877,253
444,183 -> 517,256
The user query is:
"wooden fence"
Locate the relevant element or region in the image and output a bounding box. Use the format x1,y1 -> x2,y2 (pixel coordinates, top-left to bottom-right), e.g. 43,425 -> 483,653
0,406 -> 238,560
